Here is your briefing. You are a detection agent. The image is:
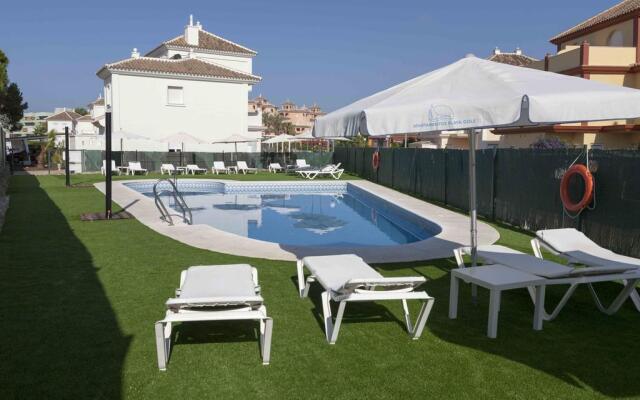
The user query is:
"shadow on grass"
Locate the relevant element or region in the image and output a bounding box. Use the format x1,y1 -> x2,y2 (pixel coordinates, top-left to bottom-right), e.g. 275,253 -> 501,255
376,258 -> 640,398
0,175 -> 131,399
291,275 -> 407,336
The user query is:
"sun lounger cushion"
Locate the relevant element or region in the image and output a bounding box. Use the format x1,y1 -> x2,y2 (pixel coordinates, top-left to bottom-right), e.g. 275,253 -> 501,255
180,264 -> 256,298
475,245 -> 635,278
537,229 -> 640,269
302,254 -> 383,292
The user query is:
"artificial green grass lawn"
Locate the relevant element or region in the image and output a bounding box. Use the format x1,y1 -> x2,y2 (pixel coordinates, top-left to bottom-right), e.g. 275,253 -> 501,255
1,174 -> 639,399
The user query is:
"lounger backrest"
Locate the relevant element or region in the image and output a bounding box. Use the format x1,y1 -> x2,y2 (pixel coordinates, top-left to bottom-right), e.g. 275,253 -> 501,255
161,163 -> 174,170
129,161 -> 142,169
213,161 -> 226,169
186,164 -> 198,169
102,160 -> 117,169
296,159 -> 308,167
536,228 -> 598,253
537,229 -> 640,268
237,161 -> 248,169
269,163 -> 281,168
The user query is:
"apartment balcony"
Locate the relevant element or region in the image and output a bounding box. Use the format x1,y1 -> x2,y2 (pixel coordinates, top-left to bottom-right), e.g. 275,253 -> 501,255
528,44 -> 638,75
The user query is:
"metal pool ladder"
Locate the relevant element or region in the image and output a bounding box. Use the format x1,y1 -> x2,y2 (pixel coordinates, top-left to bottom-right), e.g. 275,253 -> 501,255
153,178 -> 192,226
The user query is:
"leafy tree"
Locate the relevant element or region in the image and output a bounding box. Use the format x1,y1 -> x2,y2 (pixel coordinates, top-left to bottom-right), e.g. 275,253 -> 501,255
74,107 -> 88,116
33,122 -> 47,136
0,50 -> 7,95
0,82 -> 28,130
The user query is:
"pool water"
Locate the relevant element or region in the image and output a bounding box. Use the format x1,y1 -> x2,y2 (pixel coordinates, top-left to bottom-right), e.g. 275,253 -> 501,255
132,182 -> 438,247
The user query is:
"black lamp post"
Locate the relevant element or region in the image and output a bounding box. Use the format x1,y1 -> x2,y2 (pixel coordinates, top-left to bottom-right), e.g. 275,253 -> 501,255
64,126 -> 70,187
105,107 -> 112,219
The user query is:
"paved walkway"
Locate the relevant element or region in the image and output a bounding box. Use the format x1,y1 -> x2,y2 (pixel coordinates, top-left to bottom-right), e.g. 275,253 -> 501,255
95,179 -> 499,263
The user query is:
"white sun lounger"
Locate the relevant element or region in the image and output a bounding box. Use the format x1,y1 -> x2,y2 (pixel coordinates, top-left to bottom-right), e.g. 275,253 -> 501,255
212,161 -> 233,174
186,164 -> 207,175
297,163 -> 344,180
160,164 -> 176,175
128,161 -> 148,175
268,163 -> 283,173
287,159 -> 311,172
101,160 -> 119,176
155,264 -> 273,370
297,254 -> 434,344
454,245 -> 640,321
237,161 -> 257,174
532,228 -> 640,311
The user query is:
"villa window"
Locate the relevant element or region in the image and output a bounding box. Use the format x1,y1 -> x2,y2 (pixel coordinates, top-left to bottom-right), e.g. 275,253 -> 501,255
167,86 -> 184,105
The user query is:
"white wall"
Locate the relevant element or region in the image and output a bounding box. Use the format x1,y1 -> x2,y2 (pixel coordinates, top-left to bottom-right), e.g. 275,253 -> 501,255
109,73 -> 256,152
47,120 -> 74,134
76,121 -> 96,135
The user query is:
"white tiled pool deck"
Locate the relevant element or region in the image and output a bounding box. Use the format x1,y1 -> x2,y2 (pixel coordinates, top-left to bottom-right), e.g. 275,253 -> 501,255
95,179 -> 499,263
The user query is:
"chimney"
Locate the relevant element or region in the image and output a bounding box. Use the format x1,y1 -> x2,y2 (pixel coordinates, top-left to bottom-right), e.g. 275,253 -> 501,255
493,47 -> 501,55
185,14 -> 199,46
131,48 -> 140,58
515,47 -> 522,55
188,48 -> 196,59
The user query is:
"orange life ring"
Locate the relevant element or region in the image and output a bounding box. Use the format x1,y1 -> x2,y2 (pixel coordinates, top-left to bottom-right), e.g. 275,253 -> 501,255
560,164 -> 594,213
372,151 -> 380,170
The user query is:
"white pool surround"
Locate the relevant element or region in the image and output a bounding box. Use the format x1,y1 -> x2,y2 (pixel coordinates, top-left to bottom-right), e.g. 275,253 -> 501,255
95,179 -> 499,263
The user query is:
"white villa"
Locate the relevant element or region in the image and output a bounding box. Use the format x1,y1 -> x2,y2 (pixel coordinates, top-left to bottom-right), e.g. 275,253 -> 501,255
95,16 -> 262,152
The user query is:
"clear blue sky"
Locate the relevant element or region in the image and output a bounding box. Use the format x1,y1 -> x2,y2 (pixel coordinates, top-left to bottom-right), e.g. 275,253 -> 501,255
0,0 -> 614,112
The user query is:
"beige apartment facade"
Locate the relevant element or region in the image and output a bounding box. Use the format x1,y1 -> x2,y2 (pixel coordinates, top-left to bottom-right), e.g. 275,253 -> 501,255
496,0 -> 640,149
250,95 -> 324,135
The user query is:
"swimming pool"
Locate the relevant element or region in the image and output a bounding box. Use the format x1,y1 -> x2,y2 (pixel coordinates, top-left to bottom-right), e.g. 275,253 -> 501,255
125,181 -> 441,247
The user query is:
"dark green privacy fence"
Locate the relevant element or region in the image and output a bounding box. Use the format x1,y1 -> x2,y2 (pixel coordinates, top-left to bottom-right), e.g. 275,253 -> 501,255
80,151 -> 333,173
334,147 -> 640,257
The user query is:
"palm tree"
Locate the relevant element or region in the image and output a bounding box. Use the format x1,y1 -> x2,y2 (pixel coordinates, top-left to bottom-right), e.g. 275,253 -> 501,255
262,113 -> 295,135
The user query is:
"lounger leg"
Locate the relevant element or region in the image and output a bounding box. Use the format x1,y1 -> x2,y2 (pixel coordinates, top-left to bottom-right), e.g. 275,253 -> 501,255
533,285 -> 545,331
587,278 -> 640,315
630,286 -> 640,312
449,274 -> 459,319
155,321 -> 171,371
296,260 -> 306,297
401,299 -> 413,333
410,298 -> 435,340
321,291 -> 333,342
527,283 -> 579,321
329,301 -> 347,344
487,289 -> 501,339
260,317 -> 273,365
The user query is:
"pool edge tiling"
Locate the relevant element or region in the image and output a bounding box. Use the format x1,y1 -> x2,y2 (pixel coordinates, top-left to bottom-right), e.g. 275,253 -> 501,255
96,179 -> 500,263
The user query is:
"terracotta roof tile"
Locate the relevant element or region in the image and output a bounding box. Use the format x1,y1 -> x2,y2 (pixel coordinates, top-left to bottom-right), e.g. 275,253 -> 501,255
45,110 -> 82,121
164,30 -> 256,55
101,57 -> 260,82
488,52 -> 538,67
77,115 -> 93,121
550,0 -> 640,43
